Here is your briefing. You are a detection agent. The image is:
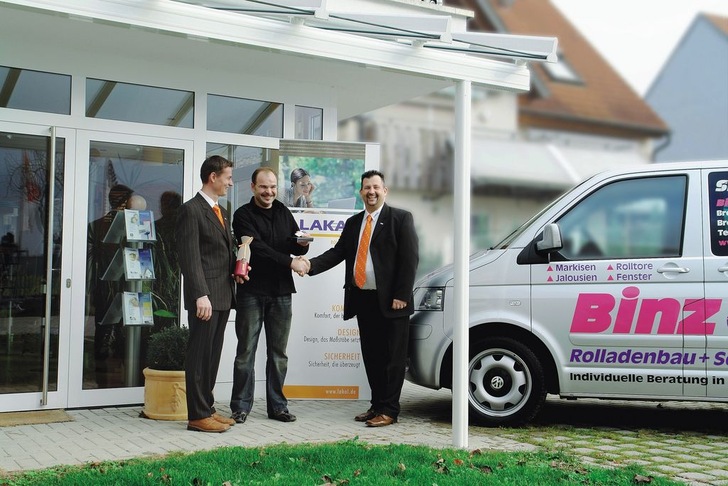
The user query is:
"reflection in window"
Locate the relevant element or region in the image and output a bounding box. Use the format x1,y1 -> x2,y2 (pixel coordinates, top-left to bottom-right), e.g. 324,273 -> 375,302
556,176 -> 686,260
0,131 -> 65,394
84,141 -> 184,389
471,213 -> 491,250
0,66 -> 71,115
295,106 -> 323,140
206,143 -> 279,215
207,94 -> 283,138
86,79 -> 194,128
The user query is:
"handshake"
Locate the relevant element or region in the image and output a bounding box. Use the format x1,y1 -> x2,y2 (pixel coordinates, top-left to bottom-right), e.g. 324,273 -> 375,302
291,256 -> 311,277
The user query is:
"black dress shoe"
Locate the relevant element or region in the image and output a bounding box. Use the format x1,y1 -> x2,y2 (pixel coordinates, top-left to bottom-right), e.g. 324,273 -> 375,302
231,411 -> 248,424
354,409 -> 377,422
268,410 -> 297,422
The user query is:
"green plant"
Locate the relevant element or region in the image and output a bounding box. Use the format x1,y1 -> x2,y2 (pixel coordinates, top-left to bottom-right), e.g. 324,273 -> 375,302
145,325 -> 188,370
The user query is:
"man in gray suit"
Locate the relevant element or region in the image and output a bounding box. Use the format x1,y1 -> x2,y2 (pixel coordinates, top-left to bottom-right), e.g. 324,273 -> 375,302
177,155 -> 247,433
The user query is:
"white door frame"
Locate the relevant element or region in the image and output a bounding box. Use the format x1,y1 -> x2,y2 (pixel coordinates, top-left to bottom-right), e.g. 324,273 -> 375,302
66,130 -> 193,408
0,121 -> 76,412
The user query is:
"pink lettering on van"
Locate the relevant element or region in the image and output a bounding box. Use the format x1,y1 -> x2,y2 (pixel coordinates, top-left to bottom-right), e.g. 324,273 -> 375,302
570,286 -> 720,335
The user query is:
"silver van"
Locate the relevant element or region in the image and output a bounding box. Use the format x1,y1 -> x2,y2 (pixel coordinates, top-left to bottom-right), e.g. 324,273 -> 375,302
406,160 -> 728,425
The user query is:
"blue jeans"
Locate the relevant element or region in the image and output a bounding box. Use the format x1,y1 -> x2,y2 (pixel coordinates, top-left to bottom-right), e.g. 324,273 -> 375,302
230,293 -> 292,416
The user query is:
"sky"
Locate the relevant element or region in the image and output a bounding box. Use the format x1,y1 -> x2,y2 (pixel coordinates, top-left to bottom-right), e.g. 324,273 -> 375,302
551,0 -> 728,95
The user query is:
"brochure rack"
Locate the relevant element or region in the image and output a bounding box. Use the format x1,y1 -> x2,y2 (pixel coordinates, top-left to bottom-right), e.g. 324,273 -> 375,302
99,210 -> 157,326
96,209 -> 158,387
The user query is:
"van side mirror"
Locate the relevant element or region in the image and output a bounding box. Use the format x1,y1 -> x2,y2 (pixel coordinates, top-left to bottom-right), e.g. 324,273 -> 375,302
536,223 -> 563,253
516,223 -> 564,264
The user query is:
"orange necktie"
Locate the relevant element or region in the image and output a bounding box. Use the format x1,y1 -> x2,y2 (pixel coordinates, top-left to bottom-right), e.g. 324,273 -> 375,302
354,215 -> 372,288
213,204 -> 225,228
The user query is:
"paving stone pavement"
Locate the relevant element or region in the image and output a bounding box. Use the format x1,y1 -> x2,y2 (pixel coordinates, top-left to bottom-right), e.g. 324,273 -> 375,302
2,382 -> 728,485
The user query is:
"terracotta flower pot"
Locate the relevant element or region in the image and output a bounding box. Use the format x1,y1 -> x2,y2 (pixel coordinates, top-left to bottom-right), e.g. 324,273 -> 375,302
142,367 -> 187,420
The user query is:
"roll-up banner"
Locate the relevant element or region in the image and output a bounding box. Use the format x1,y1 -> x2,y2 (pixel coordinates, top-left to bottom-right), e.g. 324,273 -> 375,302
279,140 -> 379,400
286,211 -> 368,399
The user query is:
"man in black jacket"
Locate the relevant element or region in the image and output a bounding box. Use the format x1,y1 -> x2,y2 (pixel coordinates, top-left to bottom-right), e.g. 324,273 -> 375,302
230,167 -> 310,424
303,170 -> 419,427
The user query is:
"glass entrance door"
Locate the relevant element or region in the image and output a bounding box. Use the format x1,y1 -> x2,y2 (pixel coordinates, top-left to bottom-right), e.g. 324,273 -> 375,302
0,127 -> 190,410
67,132 -> 189,408
0,124 -> 71,411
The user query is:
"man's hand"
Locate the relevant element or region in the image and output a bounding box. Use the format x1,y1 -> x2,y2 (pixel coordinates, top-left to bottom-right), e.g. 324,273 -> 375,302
196,295 -> 213,321
391,299 -> 407,311
234,273 -> 250,284
232,264 -> 251,285
291,256 -> 310,276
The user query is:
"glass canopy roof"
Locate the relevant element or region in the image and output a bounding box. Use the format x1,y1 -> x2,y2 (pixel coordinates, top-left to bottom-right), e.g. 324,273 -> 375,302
176,0 -> 557,63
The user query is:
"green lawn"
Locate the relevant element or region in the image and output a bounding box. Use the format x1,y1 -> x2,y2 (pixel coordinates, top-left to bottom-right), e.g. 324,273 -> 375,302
1,439 -> 679,485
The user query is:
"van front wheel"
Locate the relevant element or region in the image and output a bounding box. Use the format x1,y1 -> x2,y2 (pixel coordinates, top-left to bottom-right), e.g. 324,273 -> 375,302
467,338 -> 546,426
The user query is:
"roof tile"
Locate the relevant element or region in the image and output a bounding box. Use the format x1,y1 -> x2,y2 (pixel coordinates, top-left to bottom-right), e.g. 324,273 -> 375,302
446,0 -> 668,137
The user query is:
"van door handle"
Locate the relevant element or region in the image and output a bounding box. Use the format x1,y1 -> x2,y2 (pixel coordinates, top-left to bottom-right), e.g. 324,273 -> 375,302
656,265 -> 689,274
718,265 -> 728,273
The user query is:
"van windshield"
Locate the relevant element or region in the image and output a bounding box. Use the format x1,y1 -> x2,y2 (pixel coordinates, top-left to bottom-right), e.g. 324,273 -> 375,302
490,177 -> 593,250
490,200 -> 559,250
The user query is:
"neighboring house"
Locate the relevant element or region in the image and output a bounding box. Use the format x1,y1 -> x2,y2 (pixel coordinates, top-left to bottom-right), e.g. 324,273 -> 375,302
340,0 -> 668,275
646,13 -> 728,163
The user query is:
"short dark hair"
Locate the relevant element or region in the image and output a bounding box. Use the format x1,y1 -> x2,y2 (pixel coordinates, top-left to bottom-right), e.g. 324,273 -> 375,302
251,167 -> 277,184
159,191 -> 182,217
360,170 -> 385,190
200,155 -> 233,184
108,184 -> 134,209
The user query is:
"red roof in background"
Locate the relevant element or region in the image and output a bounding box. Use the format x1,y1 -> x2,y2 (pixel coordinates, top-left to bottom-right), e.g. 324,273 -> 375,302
446,0 -> 668,139
705,13 -> 728,36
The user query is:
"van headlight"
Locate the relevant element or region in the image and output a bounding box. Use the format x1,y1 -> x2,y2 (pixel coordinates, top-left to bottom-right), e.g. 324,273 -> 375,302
414,287 -> 444,311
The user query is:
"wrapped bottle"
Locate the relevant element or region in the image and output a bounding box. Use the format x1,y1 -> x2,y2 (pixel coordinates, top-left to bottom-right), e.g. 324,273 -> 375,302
235,236 -> 253,277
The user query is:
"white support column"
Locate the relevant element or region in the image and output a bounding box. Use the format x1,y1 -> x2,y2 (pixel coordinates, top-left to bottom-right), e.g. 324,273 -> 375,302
452,79 -> 471,448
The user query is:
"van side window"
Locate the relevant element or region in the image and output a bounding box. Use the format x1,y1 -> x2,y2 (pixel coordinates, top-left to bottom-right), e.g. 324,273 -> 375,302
708,171 -> 728,255
556,175 -> 687,260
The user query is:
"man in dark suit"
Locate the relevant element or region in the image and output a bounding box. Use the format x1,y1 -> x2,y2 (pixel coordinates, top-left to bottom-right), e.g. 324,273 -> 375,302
177,155 -> 246,433
302,170 -> 419,427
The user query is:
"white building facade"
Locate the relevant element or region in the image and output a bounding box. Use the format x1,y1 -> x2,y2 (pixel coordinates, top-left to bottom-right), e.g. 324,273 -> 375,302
0,0 -> 555,412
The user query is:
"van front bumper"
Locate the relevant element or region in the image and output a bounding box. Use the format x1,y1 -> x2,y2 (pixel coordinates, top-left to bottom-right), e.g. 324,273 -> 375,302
406,308 -> 451,390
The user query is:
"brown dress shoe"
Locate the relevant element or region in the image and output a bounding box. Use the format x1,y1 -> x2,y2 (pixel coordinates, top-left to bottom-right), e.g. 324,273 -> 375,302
187,417 -> 231,433
354,409 -> 377,422
365,414 -> 397,427
212,413 -> 236,426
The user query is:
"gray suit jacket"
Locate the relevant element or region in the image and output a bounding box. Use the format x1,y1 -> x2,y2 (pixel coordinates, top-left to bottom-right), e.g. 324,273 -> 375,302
176,193 -> 236,311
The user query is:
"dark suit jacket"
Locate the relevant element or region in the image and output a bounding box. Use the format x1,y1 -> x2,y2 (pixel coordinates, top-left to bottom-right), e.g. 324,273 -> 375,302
176,193 -> 236,311
309,203 -> 418,320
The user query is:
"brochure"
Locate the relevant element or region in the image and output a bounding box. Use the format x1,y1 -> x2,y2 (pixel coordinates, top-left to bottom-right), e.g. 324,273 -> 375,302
122,291 -> 154,325
124,209 -> 156,242
123,248 -> 155,280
